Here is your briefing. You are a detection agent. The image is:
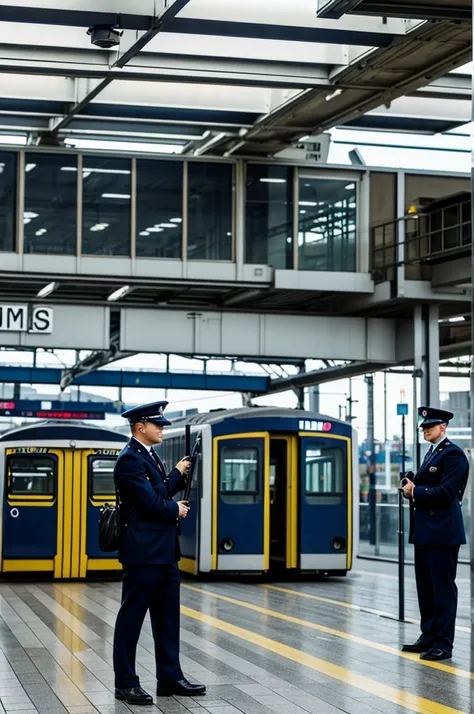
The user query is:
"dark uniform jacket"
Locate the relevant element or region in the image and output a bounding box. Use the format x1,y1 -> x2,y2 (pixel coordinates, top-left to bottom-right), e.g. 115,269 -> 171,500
114,438 -> 185,565
409,439 -> 469,546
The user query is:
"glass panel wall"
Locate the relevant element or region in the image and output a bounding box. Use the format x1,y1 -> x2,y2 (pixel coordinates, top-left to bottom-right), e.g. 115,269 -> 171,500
136,159 -> 182,258
188,162 -> 233,260
24,153 -> 77,254
0,152 -> 16,252
82,156 -> 131,256
245,164 -> 294,268
298,177 -> 357,271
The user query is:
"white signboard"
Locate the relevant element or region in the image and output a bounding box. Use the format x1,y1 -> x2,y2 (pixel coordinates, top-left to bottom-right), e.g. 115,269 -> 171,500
0,304 -> 53,334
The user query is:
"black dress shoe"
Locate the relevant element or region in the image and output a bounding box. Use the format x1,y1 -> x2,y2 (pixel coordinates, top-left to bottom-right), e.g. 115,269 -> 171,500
401,638 -> 434,653
157,678 -> 206,697
420,647 -> 452,661
115,686 -> 153,704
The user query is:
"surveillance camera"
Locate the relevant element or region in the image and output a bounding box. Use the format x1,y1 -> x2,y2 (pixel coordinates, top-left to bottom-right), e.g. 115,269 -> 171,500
87,25 -> 122,49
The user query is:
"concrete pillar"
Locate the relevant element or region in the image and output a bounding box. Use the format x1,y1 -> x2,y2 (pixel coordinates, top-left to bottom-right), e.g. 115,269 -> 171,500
309,385 -> 320,413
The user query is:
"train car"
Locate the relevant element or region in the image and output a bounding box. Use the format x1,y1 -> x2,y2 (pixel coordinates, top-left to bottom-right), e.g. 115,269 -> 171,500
0,421 -> 127,578
162,407 -> 358,577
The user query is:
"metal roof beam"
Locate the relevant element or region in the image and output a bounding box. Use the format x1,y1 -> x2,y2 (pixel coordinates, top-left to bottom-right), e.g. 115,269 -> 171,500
0,54 -> 335,89
49,0 -> 192,136
0,0 -> 164,30
317,0 -> 472,21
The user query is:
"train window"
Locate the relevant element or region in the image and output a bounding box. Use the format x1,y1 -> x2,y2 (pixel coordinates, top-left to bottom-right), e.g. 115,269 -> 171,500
7,455 -> 55,496
90,458 -> 116,496
221,447 -> 259,495
304,446 -> 344,498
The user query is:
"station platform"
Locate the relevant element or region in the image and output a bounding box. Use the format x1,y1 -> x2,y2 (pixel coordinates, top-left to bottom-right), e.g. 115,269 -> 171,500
0,560 -> 470,714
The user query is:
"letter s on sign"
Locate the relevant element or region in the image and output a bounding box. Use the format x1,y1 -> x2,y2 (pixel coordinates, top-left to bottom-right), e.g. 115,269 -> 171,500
31,307 -> 53,334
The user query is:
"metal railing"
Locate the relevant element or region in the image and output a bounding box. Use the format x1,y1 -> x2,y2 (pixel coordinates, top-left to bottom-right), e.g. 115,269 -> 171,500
371,198 -> 471,283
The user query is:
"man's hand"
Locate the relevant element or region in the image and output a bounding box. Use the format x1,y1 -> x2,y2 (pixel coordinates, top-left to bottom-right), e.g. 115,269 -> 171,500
403,480 -> 415,498
177,500 -> 190,519
175,457 -> 191,475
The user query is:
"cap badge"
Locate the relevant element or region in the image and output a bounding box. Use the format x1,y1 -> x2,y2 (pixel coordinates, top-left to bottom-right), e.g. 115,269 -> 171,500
422,410 -> 427,417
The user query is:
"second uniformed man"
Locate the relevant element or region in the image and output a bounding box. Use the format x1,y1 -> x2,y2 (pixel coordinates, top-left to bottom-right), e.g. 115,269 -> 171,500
401,406 -> 469,661
113,400 -> 206,704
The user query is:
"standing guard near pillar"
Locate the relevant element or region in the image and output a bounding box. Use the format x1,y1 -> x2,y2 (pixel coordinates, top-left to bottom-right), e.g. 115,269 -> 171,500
401,406 -> 469,661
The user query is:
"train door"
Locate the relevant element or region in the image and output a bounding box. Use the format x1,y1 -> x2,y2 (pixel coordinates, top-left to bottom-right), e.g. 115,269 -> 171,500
299,432 -> 352,573
2,448 -> 60,574
84,449 -> 121,573
214,433 -> 269,571
269,436 -> 298,572
2,447 -> 89,577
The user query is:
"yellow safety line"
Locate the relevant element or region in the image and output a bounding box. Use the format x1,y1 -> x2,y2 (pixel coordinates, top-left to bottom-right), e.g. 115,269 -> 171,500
262,584 -> 471,635
183,584 -> 474,681
181,604 -> 467,714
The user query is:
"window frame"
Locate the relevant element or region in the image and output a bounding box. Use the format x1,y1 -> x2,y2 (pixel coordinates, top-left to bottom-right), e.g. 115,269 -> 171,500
220,444 -> 260,496
6,453 -> 57,501
303,443 -> 345,497
88,454 -> 118,501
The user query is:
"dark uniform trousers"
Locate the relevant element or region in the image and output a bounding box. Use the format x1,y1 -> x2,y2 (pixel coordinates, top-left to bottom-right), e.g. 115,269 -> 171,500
409,438 -> 468,653
414,545 -> 460,651
113,563 -> 183,688
112,438 -> 186,689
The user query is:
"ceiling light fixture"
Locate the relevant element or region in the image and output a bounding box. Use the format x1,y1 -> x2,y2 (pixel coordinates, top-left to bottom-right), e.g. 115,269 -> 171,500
37,282 -> 58,298
107,285 -> 131,302
102,193 -> 131,199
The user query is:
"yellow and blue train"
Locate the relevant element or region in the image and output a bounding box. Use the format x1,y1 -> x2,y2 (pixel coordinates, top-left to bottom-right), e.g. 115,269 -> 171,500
0,408 -> 358,578
163,408 -> 358,577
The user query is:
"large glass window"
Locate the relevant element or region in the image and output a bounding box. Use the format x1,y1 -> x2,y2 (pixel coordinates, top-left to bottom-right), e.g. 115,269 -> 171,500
246,164 -> 294,268
8,455 -> 55,496
305,446 -> 344,495
0,151 -> 16,252
298,177 -> 357,271
221,447 -> 259,493
188,162 -> 233,260
24,153 -> 77,255
136,159 -> 183,258
82,156 -> 131,256
90,457 -> 116,496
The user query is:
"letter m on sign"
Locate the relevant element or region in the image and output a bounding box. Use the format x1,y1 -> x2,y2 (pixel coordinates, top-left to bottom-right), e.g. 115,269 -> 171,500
1,305 -> 27,332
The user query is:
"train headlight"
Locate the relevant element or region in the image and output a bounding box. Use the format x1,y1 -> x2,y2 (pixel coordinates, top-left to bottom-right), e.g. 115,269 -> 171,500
220,538 -> 234,552
331,537 -> 346,551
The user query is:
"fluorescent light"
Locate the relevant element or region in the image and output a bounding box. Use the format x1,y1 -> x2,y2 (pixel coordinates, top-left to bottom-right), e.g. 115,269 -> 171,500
25,163 -> 36,172
102,193 -> 131,199
146,227 -> 163,233
35,228 -> 47,236
259,178 -> 286,184
139,231 -> 150,236
158,223 -> 178,229
299,201 -> 317,207
24,211 -> 39,219
0,135 -> 27,146
325,89 -> 343,102
448,316 -> 466,323
90,223 -> 109,232
63,138 -> 184,154
300,210 -> 307,215
345,183 -> 355,190
107,285 -> 131,302
37,282 -> 58,298
170,217 -> 182,223
61,166 -> 131,175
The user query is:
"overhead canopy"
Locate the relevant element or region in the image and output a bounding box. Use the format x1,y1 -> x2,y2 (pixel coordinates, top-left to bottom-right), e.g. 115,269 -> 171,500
0,0 -> 470,156
317,0 -> 472,22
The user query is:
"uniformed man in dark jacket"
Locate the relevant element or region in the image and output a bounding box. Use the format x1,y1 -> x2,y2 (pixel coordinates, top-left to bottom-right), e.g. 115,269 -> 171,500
113,400 -> 206,704
401,406 -> 469,661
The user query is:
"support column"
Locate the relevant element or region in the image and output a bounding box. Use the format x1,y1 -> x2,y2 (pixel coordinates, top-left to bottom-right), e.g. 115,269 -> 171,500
413,304 -> 440,470
309,385 -> 320,413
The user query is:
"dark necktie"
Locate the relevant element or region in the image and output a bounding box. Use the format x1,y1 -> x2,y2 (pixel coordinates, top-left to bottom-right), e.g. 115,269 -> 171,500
422,445 -> 434,464
149,448 -> 160,466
